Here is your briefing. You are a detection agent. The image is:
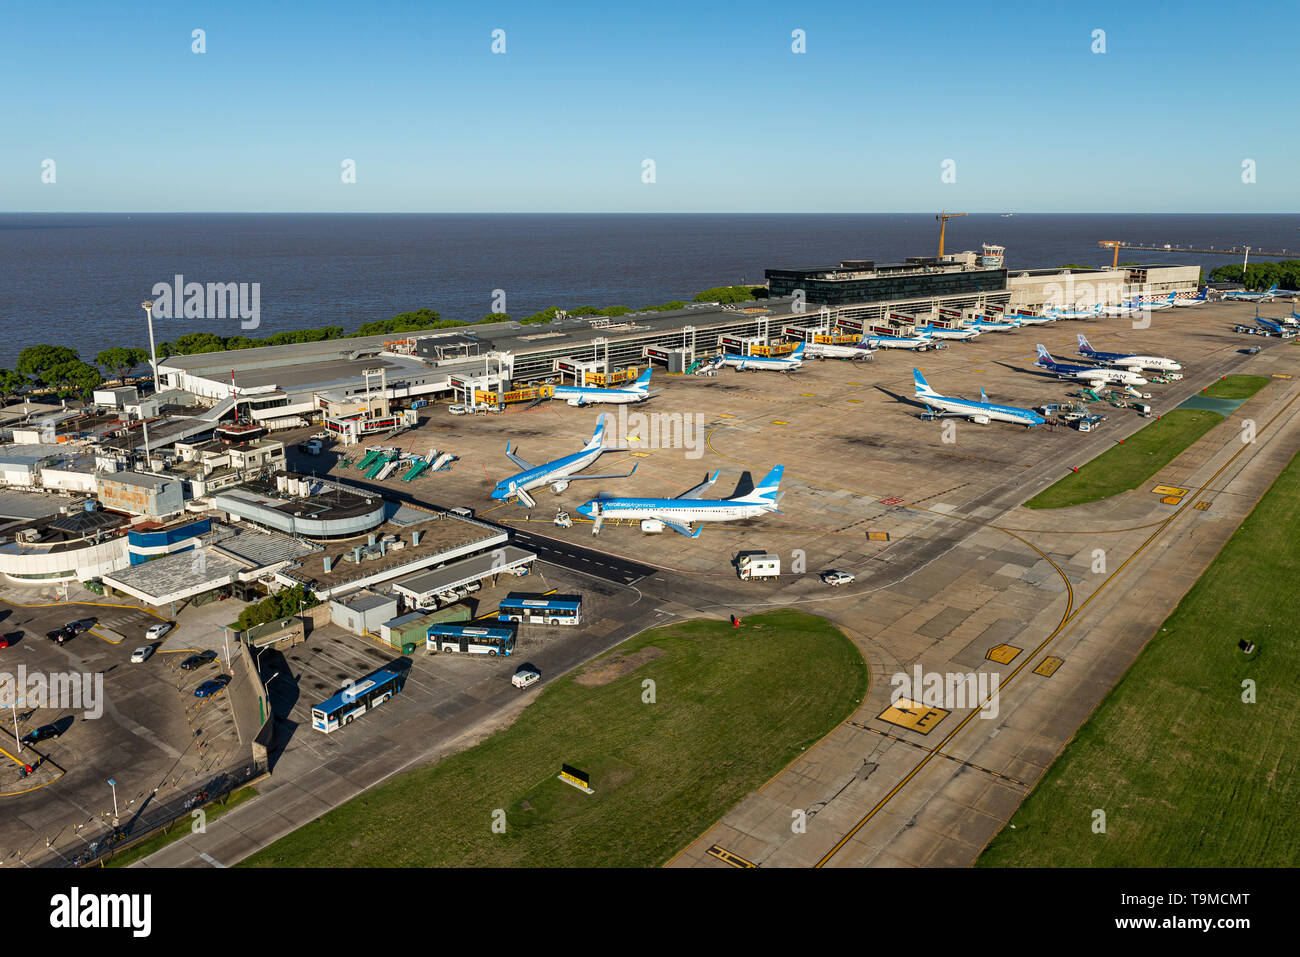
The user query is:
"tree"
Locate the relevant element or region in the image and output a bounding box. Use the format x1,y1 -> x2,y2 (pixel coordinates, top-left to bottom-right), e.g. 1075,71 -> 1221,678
96,347 -> 149,383
234,584 -> 320,631
15,345 -> 79,382
44,359 -> 102,399
693,285 -> 758,304
0,369 -> 28,406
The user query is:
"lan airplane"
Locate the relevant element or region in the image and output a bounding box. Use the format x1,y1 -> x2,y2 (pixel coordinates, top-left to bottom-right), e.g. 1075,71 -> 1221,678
491,414 -> 636,508
719,342 -> 805,371
1036,345 -> 1148,386
1076,334 -> 1182,371
552,368 -> 656,406
1223,283 -> 1280,302
912,370 -> 1045,427
576,466 -> 784,538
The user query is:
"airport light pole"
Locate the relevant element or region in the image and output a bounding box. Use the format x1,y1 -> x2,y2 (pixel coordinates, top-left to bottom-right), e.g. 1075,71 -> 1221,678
107,778 -> 119,827
142,300 -> 159,390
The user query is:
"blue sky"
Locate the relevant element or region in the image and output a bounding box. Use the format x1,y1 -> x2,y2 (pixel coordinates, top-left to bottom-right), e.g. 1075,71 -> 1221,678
2,0 -> 1297,212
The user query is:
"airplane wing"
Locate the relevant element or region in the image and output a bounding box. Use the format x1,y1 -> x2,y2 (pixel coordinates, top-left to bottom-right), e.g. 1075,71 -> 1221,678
504,442 -> 533,470
678,471 -> 721,500
558,463 -> 639,482
661,520 -> 702,539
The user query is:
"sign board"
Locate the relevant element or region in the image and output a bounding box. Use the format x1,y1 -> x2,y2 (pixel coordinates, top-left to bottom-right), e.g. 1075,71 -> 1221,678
559,763 -> 594,794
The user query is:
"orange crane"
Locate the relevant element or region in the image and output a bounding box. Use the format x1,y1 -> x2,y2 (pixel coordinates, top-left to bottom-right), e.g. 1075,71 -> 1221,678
936,212 -> 967,258
1098,240 -> 1125,268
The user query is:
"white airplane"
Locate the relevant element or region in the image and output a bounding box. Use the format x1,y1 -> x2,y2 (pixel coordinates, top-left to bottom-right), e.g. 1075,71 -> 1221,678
967,315 -> 1022,332
802,335 -> 874,360
1076,334 -> 1182,372
576,466 -> 785,538
719,342 -> 806,371
1135,291 -> 1177,310
552,368 -> 656,406
490,414 -> 636,508
864,331 -> 937,350
1004,311 -> 1056,326
916,322 -> 981,340
1223,283 -> 1280,302
1172,288 -> 1209,307
1040,304 -> 1096,320
1096,292 -> 1176,317
911,370 -> 1045,427
1036,344 -> 1148,386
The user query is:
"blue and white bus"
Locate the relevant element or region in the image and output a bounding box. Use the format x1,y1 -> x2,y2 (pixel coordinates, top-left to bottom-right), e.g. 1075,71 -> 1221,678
426,623 -> 516,656
311,668 -> 404,733
497,593 -> 583,626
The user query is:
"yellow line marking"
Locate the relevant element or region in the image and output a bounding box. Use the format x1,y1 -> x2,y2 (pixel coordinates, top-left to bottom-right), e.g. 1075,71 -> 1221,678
771,420 -> 788,425
986,643 -> 1022,664
1194,500 -> 1211,511
876,698 -> 950,734
1152,485 -> 1189,496
706,844 -> 757,868
1161,495 -> 1183,505
1033,656 -> 1064,677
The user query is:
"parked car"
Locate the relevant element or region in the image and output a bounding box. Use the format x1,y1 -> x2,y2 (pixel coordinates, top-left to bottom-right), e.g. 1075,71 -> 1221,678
447,403 -> 469,416
819,570 -> 856,586
193,675 -> 231,698
65,619 -> 96,635
21,724 -> 62,746
180,650 -> 219,671
512,668 -> 541,689
145,621 -> 174,641
130,645 -> 154,663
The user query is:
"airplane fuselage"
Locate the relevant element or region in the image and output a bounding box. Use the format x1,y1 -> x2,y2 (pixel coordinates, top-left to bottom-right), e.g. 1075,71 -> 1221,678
552,386 -> 649,405
493,445 -> 603,500
922,393 -> 1044,426
576,498 -> 774,523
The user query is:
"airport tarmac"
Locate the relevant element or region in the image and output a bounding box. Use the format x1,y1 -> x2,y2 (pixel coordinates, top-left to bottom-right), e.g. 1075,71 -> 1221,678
138,302 -> 1300,867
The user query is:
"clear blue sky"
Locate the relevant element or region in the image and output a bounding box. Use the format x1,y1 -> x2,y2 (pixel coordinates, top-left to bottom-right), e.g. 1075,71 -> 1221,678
3,0 -> 1297,213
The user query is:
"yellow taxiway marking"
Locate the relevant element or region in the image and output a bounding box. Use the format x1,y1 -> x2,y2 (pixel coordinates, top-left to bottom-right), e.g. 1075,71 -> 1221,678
867,531 -> 890,542
718,413 -> 735,418
800,392 -> 815,397
1272,373 -> 1293,379
630,452 -> 652,458
706,844 -> 757,868
986,643 -> 1022,665
1161,495 -> 1183,505
847,399 -> 864,404
771,420 -> 788,425
1033,656 -> 1064,677
877,698 -> 950,735
1152,484 -> 1189,496
1194,500 -> 1211,511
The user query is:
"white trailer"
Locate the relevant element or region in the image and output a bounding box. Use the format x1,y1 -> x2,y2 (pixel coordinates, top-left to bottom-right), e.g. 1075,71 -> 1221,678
737,553 -> 781,581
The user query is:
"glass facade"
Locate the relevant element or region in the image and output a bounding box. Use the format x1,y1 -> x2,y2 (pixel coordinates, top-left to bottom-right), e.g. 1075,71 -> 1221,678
766,268 -> 1007,306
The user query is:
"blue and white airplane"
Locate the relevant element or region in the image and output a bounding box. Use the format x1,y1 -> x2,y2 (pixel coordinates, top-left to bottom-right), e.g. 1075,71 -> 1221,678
1172,288 -> 1209,307
916,322 -> 981,341
967,315 -> 1022,332
1076,334 -> 1182,372
491,414 -> 637,508
1040,304 -> 1094,320
1005,310 -> 1056,326
1223,283 -> 1280,302
1250,308 -> 1298,337
803,335 -> 875,359
1097,292 -> 1176,317
1036,344 -> 1148,386
576,466 -> 784,538
720,342 -> 805,371
912,370 -> 1045,427
865,330 -> 936,350
552,368 -> 656,406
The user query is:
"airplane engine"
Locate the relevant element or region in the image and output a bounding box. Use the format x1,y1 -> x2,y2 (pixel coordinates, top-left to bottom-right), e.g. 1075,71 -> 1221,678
566,398 -> 584,407
550,480 -> 570,494
972,414 -> 990,425
639,520 -> 665,534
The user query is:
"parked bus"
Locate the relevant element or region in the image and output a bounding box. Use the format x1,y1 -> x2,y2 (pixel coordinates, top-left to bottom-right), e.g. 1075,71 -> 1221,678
311,668 -> 404,733
497,593 -> 583,626
426,623 -> 516,656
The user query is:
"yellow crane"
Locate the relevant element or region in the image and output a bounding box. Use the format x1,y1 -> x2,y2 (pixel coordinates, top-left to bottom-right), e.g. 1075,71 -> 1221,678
1098,240 -> 1124,268
936,212 -> 967,259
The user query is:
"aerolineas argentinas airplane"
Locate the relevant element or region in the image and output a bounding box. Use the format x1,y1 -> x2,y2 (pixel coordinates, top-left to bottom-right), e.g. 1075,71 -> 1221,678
1035,344 -> 1148,386
1223,283 -> 1280,302
1096,292 -> 1175,317
1076,334 -> 1182,371
552,368 -> 657,406
1172,288 -> 1209,307
803,335 -> 874,359
491,414 -> 636,508
912,370 -> 1045,427
915,322 -> 981,340
864,330 -> 936,350
720,342 -> 805,370
576,466 -> 784,538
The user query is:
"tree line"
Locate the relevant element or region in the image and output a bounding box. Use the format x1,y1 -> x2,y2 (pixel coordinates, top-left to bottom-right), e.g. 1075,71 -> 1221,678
1209,260 -> 1300,291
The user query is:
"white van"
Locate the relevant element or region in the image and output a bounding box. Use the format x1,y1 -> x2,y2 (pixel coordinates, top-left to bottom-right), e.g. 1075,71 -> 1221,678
512,668 -> 541,689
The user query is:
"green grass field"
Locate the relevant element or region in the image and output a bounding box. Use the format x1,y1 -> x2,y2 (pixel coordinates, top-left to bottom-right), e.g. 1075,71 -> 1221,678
243,610 -> 867,867
1024,409 -> 1224,509
979,447 -> 1300,867
1203,374 -> 1272,400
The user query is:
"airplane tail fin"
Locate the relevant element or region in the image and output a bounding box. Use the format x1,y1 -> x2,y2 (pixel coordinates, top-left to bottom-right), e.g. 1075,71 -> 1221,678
632,368 -> 653,391
979,386 -> 989,403
1077,333 -> 1093,354
791,342 -> 806,358
735,465 -> 784,503
584,413 -> 608,450
913,369 -> 937,397
1036,344 -> 1055,366
1269,283 -> 1279,292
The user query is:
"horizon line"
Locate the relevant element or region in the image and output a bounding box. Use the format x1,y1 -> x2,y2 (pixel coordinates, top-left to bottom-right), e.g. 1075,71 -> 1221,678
3,210 -> 1299,217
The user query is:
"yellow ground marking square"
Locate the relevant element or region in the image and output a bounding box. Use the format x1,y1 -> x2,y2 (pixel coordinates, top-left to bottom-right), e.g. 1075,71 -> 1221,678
771,420 -> 788,425
972,369 -> 986,373
848,381 -> 862,386
1272,373 -> 1293,379
986,643 -> 1022,665
847,398 -> 863,403
878,698 -> 949,735
1152,485 -> 1189,496
1161,495 -> 1183,505
799,392 -> 815,397
630,452 -> 652,458
1033,656 -> 1064,677
1194,500 -> 1211,511
706,844 -> 756,868
867,531 -> 890,542
718,413 -> 735,418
